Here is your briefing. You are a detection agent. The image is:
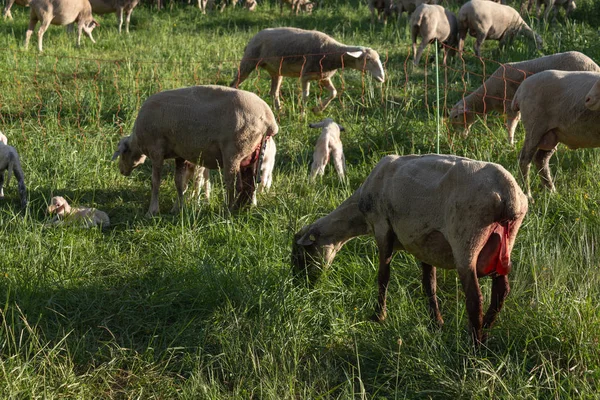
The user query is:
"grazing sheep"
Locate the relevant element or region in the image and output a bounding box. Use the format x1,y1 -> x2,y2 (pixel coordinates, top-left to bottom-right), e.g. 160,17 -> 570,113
308,118 -> 346,180
111,85 -> 278,216
25,0 -> 99,52
457,0 -> 542,57
88,0 -> 139,34
182,136 -> 276,205
231,27 -> 385,113
395,0 -> 437,25
47,196 -> 110,228
449,51 -> 600,144
292,154 -> 528,345
410,4 -> 458,65
3,0 -> 31,20
0,144 -> 27,208
0,131 -> 7,146
584,79 -> 600,111
534,0 -> 576,19
511,70 -> 600,199
370,0 -> 394,25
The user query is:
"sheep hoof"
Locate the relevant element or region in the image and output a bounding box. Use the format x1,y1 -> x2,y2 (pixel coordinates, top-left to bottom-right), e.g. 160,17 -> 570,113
370,312 -> 387,323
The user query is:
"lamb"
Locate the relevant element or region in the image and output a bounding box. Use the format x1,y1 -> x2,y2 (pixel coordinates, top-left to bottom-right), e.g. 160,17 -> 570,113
181,136 -> 276,205
88,0 -> 139,34
111,85 -> 278,216
410,4 -> 458,65
230,27 -> 385,114
449,51 -> 600,145
584,79 -> 600,111
511,70 -> 600,199
0,144 -> 27,208
308,118 -> 346,180
292,154 -> 528,345
394,0 -> 437,25
457,0 -> 542,57
25,0 -> 99,52
3,0 -> 31,20
47,196 -> 110,228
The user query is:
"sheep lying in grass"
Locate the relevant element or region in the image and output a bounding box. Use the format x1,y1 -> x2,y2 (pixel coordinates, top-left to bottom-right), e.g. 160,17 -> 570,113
182,137 -> 276,205
25,0 -> 99,52
0,143 -> 27,208
231,27 -> 385,114
511,70 -> 600,199
47,196 -> 110,228
292,154 -> 528,345
584,79 -> 600,111
458,0 -> 542,57
3,0 -> 31,20
410,4 -> 458,65
112,85 -> 278,216
308,118 -> 345,181
88,0 -> 139,34
449,51 -> 600,144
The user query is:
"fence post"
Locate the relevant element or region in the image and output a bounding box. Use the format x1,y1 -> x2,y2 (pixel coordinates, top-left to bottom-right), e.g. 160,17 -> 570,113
435,39 -> 440,154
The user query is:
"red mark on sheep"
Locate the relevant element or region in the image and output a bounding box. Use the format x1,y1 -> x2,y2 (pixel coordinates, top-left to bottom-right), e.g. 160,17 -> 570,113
482,221 -> 513,276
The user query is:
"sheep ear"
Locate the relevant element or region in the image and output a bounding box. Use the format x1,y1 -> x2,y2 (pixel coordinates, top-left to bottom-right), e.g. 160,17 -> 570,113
111,140 -> 128,161
296,231 -> 317,246
346,50 -> 364,59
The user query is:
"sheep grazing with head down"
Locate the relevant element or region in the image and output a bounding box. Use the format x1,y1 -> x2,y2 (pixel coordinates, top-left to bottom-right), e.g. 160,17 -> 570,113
231,27 -> 385,114
112,85 -> 278,216
0,141 -> 27,208
47,196 -> 110,228
410,4 -> 459,66
449,51 -> 600,144
308,118 -> 346,181
292,154 -> 528,345
511,70 -> 600,200
457,0 -> 542,57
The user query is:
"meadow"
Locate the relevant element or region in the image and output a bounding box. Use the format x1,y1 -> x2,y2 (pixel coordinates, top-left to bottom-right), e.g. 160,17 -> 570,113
0,0 -> 599,398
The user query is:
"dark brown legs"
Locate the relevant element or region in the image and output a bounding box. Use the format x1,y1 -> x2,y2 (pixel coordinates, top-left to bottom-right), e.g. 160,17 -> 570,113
422,263 -> 444,327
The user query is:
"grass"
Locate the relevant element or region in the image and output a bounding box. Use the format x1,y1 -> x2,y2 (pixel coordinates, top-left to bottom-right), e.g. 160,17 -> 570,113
0,0 -> 599,398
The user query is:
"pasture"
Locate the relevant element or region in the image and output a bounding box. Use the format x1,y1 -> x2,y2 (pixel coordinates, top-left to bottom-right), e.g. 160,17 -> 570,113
0,0 -> 599,397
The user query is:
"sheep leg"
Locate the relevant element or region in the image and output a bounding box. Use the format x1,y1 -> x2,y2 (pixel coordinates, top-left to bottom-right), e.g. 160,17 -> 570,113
116,7 -> 124,34
125,8 -> 133,33
421,262 -> 444,327
13,167 -> 27,209
372,228 -> 396,322
313,78 -> 337,113
506,112 -> 521,145
147,158 -> 164,216
37,19 -> 52,52
458,29 -> 467,54
331,147 -> 345,180
458,267 -> 484,345
482,274 -> 510,330
270,75 -> 283,111
3,0 -> 15,19
235,165 -> 256,209
533,147 -> 557,192
518,145 -> 537,201
25,18 -> 37,49
171,157 -> 187,213
301,77 -> 311,114
413,40 -> 429,66
474,33 -> 485,58
0,171 -> 4,198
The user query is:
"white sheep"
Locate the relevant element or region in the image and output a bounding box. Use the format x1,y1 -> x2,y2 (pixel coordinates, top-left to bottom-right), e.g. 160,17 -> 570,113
410,4 -> 458,65
0,144 -> 27,208
88,0 -> 139,34
292,154 -> 528,345
449,51 -> 600,144
47,196 -> 110,228
511,70 -> 600,199
394,0 -> 437,25
0,131 -> 7,146
584,79 -> 600,111
534,0 -> 576,19
308,118 -> 345,180
181,136 -> 276,205
111,85 -> 278,216
231,27 -> 385,114
25,0 -> 99,52
2,0 -> 31,20
457,0 -> 542,57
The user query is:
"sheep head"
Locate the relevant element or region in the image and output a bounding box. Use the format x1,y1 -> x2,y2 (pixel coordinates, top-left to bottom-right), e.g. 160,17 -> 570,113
345,48 -> 385,83
448,100 -> 473,137
585,80 -> 600,111
47,196 -> 71,216
111,136 -> 146,176
308,118 -> 344,131
291,225 -> 339,283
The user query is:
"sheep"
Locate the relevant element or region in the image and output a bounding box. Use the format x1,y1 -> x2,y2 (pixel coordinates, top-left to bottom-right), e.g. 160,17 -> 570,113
111,85 -> 279,216
584,79 -> 600,111
0,131 -> 7,146
47,196 -> 110,228
25,0 -> 99,52
88,0 -> 139,34
457,0 -> 542,57
279,0 -> 313,15
410,4 -> 458,65
231,27 -> 385,114
308,118 -> 346,180
2,0 -> 31,20
181,136 -> 276,205
395,0 -> 437,25
0,144 -> 27,208
370,0 -> 395,25
292,154 -> 528,345
449,51 -> 600,145
511,70 -> 600,199
534,0 -> 576,19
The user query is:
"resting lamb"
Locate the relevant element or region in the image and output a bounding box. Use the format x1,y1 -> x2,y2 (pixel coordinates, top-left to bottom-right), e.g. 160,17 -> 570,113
231,27 -> 385,113
292,154 -> 528,345
111,85 -> 278,216
0,144 -> 27,208
449,51 -> 600,144
47,196 -> 110,228
511,70 -> 600,199
410,4 -> 458,65
308,118 -> 346,180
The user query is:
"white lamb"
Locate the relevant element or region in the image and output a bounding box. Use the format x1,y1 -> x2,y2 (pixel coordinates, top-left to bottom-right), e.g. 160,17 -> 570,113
308,118 -> 346,180
47,196 -> 110,228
